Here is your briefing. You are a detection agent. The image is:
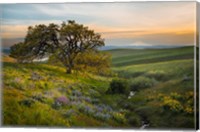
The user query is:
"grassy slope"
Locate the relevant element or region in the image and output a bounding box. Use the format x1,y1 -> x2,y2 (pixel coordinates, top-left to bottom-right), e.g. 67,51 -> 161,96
2,46 -> 195,128
104,46 -> 195,129
3,61 -> 127,127
108,46 -> 194,67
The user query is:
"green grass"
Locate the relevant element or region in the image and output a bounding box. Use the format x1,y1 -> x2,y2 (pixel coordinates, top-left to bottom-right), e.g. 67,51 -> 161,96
105,46 -> 195,129
3,62 -> 125,127
107,46 -> 194,67
2,46 -> 195,129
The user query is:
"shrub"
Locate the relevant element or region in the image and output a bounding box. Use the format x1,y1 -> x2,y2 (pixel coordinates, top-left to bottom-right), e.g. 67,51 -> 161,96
145,70 -> 167,81
74,51 -> 112,76
107,79 -> 129,94
162,96 -> 183,112
125,112 -> 141,127
135,106 -> 155,122
129,76 -> 156,91
19,99 -> 34,107
112,112 -> 126,124
170,92 -> 182,100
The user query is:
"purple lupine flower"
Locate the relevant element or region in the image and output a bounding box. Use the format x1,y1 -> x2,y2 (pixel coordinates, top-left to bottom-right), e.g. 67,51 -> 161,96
81,96 -> 92,103
95,105 -> 104,112
70,101 -> 81,106
72,90 -> 82,96
56,96 -> 69,105
65,109 -> 76,117
95,104 -> 113,113
94,112 -> 111,121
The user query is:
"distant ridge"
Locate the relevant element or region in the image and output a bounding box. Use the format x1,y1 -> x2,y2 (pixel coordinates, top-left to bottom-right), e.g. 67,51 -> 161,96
2,48 -> 10,55
99,45 -> 188,51
2,45 -> 191,54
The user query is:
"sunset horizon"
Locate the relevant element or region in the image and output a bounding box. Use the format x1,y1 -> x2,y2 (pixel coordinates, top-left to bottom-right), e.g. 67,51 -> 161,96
1,2 -> 196,48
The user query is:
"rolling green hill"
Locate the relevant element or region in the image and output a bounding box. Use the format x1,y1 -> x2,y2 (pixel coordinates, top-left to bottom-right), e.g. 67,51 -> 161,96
107,46 -> 194,67
104,46 -> 195,128
2,46 -> 195,129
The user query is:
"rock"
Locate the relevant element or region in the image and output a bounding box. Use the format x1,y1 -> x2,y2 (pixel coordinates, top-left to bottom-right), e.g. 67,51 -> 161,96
128,91 -> 136,99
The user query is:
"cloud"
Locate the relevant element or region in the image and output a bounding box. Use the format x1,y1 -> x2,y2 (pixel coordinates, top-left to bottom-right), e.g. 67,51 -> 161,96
2,2 -> 195,29
1,2 -> 196,47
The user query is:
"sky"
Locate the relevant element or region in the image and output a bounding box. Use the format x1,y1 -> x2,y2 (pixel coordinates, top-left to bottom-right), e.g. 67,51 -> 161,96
0,2 -> 196,48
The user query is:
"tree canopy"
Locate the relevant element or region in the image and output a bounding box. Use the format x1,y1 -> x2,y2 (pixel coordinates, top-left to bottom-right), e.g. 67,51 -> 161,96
10,20 -> 106,74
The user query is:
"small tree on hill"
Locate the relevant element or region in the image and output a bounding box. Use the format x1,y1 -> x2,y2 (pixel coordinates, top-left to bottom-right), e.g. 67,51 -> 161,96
10,20 -> 105,74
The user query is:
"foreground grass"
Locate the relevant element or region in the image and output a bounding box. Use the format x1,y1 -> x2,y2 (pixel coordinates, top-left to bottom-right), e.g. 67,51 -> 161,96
3,62 -> 127,127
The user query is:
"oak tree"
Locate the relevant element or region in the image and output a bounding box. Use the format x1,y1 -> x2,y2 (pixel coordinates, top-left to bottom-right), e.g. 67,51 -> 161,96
10,20 -> 105,74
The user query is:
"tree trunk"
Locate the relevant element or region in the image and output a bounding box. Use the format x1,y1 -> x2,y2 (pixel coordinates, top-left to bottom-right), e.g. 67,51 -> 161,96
66,67 -> 72,74
66,56 -> 74,74
66,60 -> 73,74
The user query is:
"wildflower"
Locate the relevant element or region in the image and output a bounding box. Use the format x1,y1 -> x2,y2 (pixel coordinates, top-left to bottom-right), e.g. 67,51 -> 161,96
72,90 -> 82,96
56,96 -> 69,105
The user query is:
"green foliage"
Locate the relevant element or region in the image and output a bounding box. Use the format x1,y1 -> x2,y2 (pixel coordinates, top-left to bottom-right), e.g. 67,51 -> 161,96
48,55 -> 63,66
162,96 -> 183,112
125,112 -> 141,127
74,51 -> 112,76
112,112 -> 126,124
129,76 -> 156,91
48,50 -> 112,76
107,79 -> 129,94
10,20 -> 105,74
9,42 -> 33,63
145,70 -> 167,81
158,92 -> 194,114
